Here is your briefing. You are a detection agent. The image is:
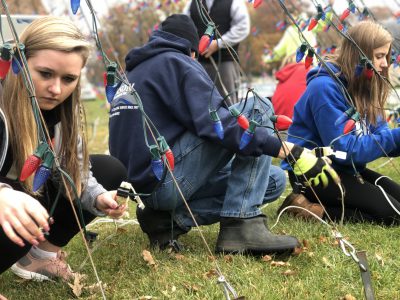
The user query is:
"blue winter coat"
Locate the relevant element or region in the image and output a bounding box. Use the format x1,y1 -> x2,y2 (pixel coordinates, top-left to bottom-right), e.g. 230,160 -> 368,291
282,63 -> 400,174
108,30 -> 282,190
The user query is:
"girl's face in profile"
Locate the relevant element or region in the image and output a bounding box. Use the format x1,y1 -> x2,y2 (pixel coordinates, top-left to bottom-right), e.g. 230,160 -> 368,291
372,42 -> 390,74
27,49 -> 84,111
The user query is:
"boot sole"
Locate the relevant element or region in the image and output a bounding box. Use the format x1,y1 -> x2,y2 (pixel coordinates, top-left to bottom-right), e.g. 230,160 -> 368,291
215,243 -> 299,256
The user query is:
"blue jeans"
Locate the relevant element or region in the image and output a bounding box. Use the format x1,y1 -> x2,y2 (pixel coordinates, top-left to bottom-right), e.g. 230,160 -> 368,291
145,97 -> 286,231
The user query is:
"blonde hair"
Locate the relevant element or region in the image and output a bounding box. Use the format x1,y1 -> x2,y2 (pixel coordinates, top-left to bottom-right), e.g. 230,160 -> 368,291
329,21 -> 393,124
0,16 -> 91,195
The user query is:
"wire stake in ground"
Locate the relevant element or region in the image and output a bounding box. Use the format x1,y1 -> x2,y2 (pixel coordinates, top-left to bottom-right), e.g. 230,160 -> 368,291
217,275 -> 244,300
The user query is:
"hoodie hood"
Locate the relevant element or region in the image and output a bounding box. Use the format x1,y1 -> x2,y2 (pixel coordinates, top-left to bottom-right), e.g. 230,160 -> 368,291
305,62 -> 346,85
125,30 -> 192,71
275,62 -> 306,83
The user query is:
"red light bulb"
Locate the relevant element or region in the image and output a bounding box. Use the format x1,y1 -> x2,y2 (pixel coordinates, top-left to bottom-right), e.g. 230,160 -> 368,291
20,155 -> 42,182
275,115 -> 293,130
305,51 -> 314,69
0,44 -> 12,79
308,18 -> 318,31
103,72 -> 107,86
164,149 -> 174,171
343,119 -> 355,134
199,35 -> 211,54
253,0 -> 262,8
340,8 -> 350,21
237,114 -> 249,130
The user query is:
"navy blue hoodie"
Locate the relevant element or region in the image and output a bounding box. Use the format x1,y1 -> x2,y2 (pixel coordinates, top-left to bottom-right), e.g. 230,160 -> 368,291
282,63 -> 400,173
109,30 -> 281,191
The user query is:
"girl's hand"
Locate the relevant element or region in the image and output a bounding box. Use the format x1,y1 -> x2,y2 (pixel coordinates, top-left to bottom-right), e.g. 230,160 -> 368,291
0,187 -> 49,247
95,191 -> 127,219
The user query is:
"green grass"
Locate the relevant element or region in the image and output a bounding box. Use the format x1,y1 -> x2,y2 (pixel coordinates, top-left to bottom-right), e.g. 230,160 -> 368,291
1,99 -> 400,299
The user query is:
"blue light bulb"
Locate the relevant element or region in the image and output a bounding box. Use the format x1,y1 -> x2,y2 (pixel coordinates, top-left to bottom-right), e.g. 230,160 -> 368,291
239,131 -> 254,150
335,107 -> 355,127
296,48 -> 305,63
213,120 -> 224,140
151,159 -> 164,180
105,84 -> 118,103
33,166 -> 51,192
71,0 -> 80,14
11,57 -> 20,74
296,44 -> 307,63
355,64 -> 363,77
239,120 -> 257,150
210,110 -> 224,140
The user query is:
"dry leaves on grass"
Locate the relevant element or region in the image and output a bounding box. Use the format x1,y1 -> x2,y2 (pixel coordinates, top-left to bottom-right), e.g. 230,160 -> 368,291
319,235 -> 328,243
203,269 -> 219,279
224,255 -> 234,263
261,255 -> 272,262
68,273 -> 87,297
207,255 -> 216,261
281,269 -> 296,276
271,261 -> 291,267
174,253 -> 185,260
142,250 -> 157,269
84,282 -> 107,294
182,282 -> 200,292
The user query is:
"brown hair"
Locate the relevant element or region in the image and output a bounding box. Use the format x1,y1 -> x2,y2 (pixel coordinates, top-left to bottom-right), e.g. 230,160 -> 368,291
329,21 -> 393,124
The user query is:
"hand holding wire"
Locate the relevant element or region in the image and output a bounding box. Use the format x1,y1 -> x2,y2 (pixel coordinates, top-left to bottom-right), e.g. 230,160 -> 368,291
95,191 -> 127,219
287,145 -> 340,188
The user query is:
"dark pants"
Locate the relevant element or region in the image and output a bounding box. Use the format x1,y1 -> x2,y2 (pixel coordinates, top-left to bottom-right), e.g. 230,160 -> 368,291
0,154 -> 127,274
289,168 -> 400,225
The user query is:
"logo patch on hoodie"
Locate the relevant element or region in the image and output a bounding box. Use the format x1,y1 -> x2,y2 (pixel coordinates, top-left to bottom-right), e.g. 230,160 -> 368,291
109,83 -> 139,118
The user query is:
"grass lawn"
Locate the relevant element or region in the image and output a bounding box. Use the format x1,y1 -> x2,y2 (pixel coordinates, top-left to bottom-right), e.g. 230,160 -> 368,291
1,98 -> 400,299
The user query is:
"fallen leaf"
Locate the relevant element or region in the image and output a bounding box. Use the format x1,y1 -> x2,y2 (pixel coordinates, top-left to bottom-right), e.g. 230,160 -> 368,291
303,239 -> 310,249
342,294 -> 356,300
174,254 -> 185,260
203,269 -> 218,279
261,255 -> 272,262
308,251 -> 315,257
207,255 -> 216,261
182,282 -> 200,292
138,296 -> 154,300
68,273 -> 86,297
292,246 -> 303,256
84,282 -> 107,294
224,255 -> 233,263
282,269 -> 296,276
142,250 -> 157,268
319,236 -> 328,243
271,261 -> 290,267
171,286 -> 176,293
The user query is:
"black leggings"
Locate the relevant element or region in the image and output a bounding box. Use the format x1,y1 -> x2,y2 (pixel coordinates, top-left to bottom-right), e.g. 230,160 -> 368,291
0,154 -> 127,274
289,168 -> 400,225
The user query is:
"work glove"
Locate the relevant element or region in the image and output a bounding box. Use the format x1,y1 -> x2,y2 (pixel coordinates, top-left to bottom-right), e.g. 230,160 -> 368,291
286,145 -> 340,188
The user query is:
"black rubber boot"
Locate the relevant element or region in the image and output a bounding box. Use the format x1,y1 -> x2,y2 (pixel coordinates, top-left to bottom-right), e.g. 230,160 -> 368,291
136,205 -> 188,251
215,214 -> 299,255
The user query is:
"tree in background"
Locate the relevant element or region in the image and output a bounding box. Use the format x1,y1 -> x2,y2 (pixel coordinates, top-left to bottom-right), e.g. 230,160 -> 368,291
84,0 -> 396,86
86,0 -> 185,87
